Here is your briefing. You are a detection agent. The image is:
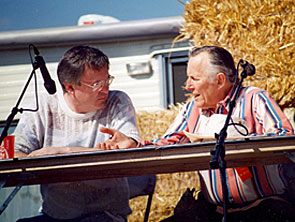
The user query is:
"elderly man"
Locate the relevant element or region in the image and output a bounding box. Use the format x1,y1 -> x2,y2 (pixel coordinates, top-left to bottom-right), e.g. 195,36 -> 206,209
14,46 -> 140,222
98,46 -> 295,221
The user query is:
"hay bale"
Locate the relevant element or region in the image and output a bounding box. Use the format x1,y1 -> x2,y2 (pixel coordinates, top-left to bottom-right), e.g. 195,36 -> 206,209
128,106 -> 200,222
178,0 -> 295,109
136,104 -> 184,140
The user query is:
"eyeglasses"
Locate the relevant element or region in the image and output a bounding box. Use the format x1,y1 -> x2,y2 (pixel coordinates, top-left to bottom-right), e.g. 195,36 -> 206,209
80,75 -> 114,92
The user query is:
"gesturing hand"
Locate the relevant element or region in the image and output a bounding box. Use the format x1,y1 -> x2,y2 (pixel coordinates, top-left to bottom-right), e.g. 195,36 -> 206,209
97,127 -> 138,150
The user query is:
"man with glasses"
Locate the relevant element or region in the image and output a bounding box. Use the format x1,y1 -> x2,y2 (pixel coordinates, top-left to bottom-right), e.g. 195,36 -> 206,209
14,46 -> 140,222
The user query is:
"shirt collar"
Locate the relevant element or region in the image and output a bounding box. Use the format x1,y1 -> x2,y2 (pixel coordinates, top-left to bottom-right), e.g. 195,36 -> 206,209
217,86 -> 234,107
57,90 -> 97,119
200,86 -> 234,115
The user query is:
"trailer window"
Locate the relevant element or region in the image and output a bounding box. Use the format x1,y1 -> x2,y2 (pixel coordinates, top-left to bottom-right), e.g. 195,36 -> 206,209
162,51 -> 189,108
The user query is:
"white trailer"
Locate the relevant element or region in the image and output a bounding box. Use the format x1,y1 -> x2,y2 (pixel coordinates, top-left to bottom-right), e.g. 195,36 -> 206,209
0,16 -> 191,125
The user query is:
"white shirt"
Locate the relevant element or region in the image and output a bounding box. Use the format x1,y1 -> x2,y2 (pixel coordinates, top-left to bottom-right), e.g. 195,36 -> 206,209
14,90 -> 140,219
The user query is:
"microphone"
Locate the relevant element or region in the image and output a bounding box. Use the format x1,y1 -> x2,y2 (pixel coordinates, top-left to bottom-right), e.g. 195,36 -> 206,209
240,59 -> 256,76
33,46 -> 57,94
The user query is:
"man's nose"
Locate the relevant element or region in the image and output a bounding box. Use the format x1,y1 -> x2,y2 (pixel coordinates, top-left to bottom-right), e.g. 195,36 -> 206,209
185,79 -> 192,91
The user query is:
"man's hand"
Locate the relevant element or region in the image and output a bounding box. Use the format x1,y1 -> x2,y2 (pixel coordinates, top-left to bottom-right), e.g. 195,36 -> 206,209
97,127 -> 138,150
28,146 -> 97,157
28,147 -> 67,157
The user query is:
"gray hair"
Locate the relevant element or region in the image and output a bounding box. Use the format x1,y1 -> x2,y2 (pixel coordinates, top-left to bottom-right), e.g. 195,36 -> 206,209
190,46 -> 236,83
57,46 -> 109,93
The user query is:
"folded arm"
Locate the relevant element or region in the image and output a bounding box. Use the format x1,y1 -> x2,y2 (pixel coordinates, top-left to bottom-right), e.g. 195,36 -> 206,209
15,146 -> 100,158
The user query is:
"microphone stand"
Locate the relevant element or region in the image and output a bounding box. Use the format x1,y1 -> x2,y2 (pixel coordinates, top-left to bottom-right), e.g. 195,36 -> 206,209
0,58 -> 39,146
209,63 -> 253,222
0,55 -> 41,215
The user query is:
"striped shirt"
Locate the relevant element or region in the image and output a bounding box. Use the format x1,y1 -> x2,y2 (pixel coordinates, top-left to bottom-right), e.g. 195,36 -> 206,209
141,86 -> 294,205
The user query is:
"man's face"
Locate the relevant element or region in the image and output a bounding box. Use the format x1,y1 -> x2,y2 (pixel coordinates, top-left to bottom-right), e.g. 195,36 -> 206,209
73,65 -> 110,113
186,52 -> 222,109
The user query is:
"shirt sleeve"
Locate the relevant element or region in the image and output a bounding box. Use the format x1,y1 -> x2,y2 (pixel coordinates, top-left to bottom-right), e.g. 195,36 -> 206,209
13,110 -> 44,154
248,89 -> 294,136
13,93 -> 55,154
108,91 -> 140,141
140,102 -> 191,146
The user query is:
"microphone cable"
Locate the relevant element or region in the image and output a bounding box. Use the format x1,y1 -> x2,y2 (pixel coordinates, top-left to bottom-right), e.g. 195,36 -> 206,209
17,44 -> 40,113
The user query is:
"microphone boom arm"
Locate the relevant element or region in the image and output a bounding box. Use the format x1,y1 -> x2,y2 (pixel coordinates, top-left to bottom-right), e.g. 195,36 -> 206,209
209,60 -> 255,222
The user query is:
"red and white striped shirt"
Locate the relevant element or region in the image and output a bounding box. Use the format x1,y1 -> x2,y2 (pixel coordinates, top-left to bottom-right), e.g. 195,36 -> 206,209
141,86 -> 294,205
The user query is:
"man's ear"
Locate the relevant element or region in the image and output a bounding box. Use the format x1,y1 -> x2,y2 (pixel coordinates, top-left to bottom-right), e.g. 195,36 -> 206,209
215,73 -> 227,89
64,83 -> 74,95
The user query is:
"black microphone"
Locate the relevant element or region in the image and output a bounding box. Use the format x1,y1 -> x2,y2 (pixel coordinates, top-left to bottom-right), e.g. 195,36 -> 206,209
33,46 -> 57,94
240,59 -> 256,76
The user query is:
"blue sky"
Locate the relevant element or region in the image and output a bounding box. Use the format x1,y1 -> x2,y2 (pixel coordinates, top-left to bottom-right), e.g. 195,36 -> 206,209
0,0 -> 185,32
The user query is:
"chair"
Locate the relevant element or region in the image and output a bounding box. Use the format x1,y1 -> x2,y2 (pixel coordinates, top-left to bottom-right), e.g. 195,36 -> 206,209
127,175 -> 156,222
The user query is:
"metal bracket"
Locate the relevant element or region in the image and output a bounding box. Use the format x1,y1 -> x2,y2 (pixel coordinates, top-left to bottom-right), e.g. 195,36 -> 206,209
0,172 -> 37,215
0,177 -> 26,215
285,151 -> 295,163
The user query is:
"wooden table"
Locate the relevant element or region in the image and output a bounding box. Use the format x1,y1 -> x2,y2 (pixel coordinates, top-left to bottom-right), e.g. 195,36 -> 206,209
1,135 -> 295,187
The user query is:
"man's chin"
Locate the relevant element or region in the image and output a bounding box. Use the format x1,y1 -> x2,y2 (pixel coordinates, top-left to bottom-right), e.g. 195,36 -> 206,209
193,97 -> 200,104
94,101 -> 106,110
194,99 -> 205,108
